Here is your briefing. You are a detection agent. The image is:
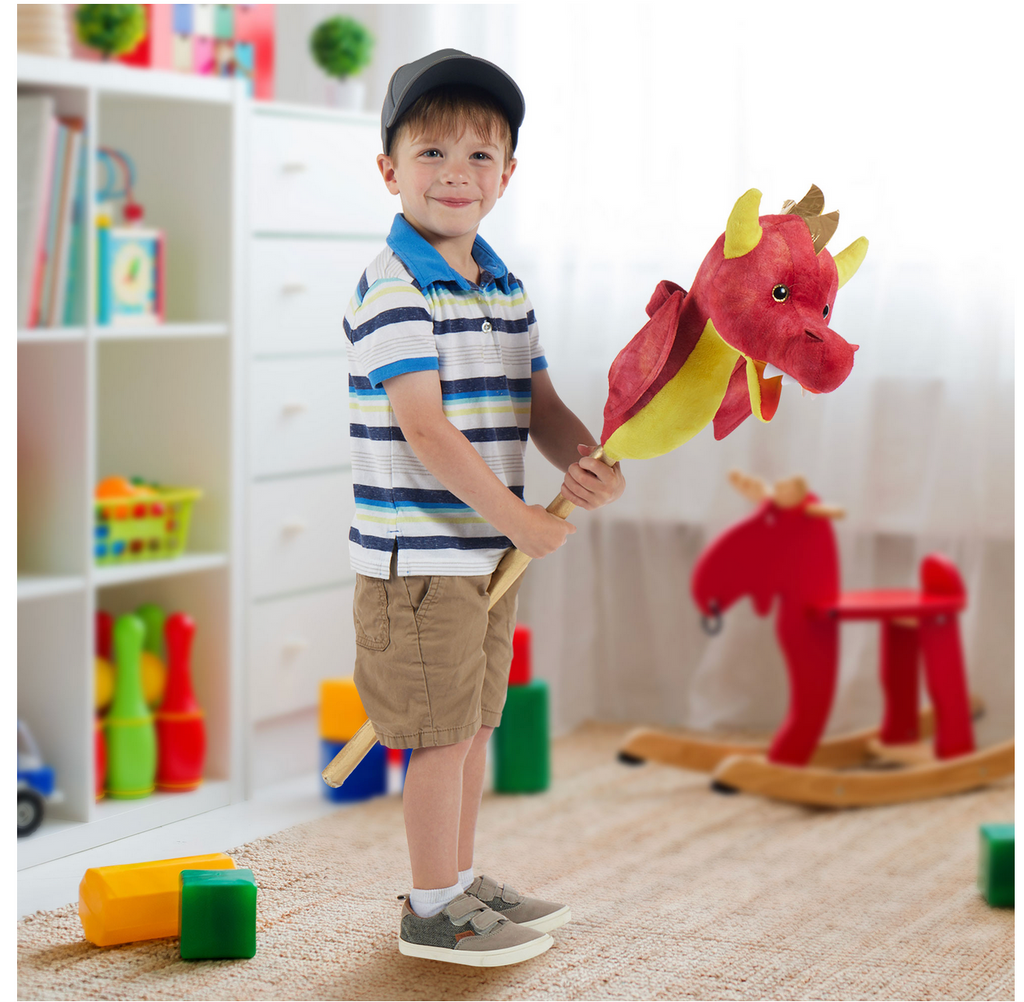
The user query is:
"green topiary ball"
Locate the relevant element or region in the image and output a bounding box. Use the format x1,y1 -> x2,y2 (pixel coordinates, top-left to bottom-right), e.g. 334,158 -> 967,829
75,4 -> 147,59
310,16 -> 374,80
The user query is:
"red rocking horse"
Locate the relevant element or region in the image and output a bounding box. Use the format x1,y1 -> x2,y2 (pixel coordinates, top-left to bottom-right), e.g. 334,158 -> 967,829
617,471 -> 1014,806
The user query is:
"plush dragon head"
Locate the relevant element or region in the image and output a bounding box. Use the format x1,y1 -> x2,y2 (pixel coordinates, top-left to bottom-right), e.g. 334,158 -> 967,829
601,185 -> 869,462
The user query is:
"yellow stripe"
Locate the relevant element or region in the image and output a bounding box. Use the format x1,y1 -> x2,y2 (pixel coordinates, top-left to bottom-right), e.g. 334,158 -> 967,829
359,280 -> 422,310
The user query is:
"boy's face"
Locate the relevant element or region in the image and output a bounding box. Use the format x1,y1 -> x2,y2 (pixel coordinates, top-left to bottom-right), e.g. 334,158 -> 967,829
377,124 -> 516,248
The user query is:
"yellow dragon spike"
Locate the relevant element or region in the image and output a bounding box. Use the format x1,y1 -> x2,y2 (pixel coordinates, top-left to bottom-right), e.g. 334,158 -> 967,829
833,236 -> 870,288
723,189 -> 763,259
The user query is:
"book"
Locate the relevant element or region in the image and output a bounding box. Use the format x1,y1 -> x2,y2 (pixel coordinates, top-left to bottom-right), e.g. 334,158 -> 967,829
47,119 -> 84,327
62,128 -> 89,327
17,95 -> 57,329
38,121 -> 67,327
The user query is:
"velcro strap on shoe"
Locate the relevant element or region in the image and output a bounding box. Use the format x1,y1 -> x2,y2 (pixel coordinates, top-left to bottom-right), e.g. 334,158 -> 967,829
446,894 -> 491,925
475,875 -> 500,901
469,908 -> 503,935
500,883 -> 522,905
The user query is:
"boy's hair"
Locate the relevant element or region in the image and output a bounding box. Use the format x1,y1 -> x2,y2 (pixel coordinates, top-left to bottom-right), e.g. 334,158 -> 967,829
388,84 -> 514,167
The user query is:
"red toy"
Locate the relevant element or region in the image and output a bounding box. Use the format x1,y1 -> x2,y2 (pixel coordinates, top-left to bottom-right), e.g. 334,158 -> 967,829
155,613 -> 206,792
618,471 -> 1014,806
509,624 -> 532,686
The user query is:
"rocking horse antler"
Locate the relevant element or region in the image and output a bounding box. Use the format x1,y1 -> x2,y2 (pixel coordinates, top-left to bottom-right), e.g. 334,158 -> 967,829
728,469 -> 846,519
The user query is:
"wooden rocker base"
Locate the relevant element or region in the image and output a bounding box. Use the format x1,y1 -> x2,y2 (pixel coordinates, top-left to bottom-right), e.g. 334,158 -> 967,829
617,698 -> 985,774
710,739 -> 1014,807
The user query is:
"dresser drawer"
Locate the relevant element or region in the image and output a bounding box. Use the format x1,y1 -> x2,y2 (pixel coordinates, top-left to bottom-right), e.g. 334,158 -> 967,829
249,113 -> 394,234
249,585 -> 356,723
249,472 -> 354,599
250,357 -> 350,477
249,238 -> 375,355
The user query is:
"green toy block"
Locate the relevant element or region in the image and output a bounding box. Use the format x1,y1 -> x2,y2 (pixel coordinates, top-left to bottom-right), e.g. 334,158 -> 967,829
179,868 -> 257,959
493,679 -> 550,793
978,823 -> 1014,907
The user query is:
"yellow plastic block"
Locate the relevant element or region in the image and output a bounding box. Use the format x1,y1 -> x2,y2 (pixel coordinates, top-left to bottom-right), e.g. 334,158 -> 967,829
319,677 -> 367,742
79,852 -> 235,946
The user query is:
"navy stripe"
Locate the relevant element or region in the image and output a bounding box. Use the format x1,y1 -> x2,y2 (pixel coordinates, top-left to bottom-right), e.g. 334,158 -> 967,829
462,427 -> 530,443
357,270 -> 370,299
351,306 -> 431,344
350,424 -> 528,444
349,374 -> 376,391
354,484 -> 525,505
350,424 -> 407,442
433,317 -> 530,336
441,376 -> 509,394
526,309 -> 537,326
349,528 -> 512,551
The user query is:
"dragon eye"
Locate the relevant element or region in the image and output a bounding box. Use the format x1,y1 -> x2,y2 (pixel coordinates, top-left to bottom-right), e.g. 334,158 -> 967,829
772,284 -> 790,302
822,304 -> 830,318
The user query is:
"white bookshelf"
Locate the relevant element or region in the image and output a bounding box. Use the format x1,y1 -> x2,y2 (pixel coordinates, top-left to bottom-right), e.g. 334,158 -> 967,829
17,55 -> 245,869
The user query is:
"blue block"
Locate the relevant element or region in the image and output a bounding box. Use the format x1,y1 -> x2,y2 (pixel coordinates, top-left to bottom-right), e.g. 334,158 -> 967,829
320,738 -> 387,802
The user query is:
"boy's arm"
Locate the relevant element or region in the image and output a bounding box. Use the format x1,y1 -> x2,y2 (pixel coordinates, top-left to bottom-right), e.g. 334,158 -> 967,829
530,369 -> 625,510
383,370 -> 575,559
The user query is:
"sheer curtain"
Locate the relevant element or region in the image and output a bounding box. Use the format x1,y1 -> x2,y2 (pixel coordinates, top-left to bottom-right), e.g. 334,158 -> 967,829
367,5 -> 1015,742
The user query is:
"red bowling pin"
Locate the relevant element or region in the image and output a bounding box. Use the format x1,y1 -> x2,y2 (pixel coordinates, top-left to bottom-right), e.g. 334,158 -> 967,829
155,612 -> 206,791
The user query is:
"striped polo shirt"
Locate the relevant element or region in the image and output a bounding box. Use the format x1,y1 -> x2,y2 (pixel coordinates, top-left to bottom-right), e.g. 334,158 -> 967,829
344,214 -> 548,579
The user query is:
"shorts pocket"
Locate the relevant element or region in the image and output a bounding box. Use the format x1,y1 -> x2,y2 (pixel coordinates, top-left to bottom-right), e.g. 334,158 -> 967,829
353,575 -> 390,651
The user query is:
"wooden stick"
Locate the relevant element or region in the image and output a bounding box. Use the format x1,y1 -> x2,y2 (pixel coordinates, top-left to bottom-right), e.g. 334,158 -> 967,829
321,720 -> 378,788
487,446 -> 612,610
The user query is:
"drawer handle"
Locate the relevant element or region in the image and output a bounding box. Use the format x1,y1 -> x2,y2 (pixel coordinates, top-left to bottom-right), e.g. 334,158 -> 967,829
282,282 -> 307,294
282,402 -> 308,415
282,520 -> 308,534
282,161 -> 308,173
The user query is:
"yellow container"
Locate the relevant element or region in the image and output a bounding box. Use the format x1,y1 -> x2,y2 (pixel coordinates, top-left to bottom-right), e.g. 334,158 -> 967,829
79,852 -> 235,946
319,677 -> 367,742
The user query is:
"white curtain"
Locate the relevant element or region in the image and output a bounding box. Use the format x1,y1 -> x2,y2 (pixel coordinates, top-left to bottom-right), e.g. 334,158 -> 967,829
309,4 -> 1015,743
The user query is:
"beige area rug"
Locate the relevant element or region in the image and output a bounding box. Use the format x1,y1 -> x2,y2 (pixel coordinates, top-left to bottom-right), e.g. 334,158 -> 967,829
18,723 -> 1014,1001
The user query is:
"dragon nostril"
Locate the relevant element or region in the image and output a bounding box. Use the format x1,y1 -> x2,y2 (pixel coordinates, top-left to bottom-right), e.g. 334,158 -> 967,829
804,329 -> 823,342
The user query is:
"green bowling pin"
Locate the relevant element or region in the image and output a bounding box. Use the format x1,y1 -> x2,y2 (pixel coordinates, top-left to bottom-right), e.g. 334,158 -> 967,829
104,614 -> 157,799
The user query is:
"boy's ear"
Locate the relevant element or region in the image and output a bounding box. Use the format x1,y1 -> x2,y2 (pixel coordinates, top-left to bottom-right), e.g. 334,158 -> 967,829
377,153 -> 401,195
498,157 -> 517,198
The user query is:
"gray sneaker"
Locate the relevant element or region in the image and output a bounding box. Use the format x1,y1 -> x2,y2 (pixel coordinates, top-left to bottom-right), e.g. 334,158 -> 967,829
398,892 -> 553,967
465,875 -> 572,933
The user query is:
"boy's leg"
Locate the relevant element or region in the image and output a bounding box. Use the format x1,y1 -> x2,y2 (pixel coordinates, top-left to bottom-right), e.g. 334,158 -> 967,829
457,724 -> 494,875
403,735 -> 475,891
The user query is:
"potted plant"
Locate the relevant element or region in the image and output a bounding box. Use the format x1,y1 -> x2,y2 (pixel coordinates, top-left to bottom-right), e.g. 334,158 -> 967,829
310,15 -> 374,110
74,4 -> 146,61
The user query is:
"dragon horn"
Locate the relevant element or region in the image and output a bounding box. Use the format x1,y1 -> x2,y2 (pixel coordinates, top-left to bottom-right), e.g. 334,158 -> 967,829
834,236 -> 870,288
724,189 -> 763,259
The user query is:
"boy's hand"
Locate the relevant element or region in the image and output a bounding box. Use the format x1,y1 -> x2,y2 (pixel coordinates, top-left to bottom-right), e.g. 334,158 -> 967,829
509,504 -> 576,559
560,445 -> 625,511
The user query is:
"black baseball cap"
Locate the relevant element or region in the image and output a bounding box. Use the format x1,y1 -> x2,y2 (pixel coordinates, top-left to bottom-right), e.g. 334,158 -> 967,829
381,48 -> 526,155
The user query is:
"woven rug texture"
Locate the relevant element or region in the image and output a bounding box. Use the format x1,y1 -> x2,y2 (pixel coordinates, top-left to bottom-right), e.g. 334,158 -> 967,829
17,722 -> 1014,1001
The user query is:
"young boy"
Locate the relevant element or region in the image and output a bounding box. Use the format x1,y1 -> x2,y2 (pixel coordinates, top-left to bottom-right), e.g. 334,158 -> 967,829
344,49 -> 624,967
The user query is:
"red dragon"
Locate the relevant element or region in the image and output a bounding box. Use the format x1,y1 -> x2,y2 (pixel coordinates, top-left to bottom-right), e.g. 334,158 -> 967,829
600,185 -> 869,463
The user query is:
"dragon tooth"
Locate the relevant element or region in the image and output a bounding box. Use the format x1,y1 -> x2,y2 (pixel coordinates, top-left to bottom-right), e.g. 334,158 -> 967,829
763,363 -> 799,386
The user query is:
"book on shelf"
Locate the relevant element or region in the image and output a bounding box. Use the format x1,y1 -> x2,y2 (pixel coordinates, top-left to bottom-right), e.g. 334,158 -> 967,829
17,96 -> 87,331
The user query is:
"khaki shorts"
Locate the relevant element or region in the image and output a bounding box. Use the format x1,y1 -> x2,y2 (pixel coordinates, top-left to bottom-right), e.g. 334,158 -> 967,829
352,552 -> 522,750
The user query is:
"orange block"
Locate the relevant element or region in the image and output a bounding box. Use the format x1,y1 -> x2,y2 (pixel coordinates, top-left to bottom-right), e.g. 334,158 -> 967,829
319,677 -> 367,742
79,852 -> 235,946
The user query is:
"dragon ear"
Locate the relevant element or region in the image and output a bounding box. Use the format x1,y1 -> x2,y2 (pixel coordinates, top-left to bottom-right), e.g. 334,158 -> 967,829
834,236 -> 870,288
724,189 -> 763,259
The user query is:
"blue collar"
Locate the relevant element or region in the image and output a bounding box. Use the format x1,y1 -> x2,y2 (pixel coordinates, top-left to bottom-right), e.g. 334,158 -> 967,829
386,214 -> 512,294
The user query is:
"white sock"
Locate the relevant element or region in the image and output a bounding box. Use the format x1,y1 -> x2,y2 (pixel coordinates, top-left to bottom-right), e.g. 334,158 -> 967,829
409,881 -> 463,919
459,866 -> 474,890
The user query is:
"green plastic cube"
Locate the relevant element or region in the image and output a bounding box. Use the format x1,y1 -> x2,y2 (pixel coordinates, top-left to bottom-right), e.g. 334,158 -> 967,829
179,868 -> 257,959
978,824 -> 1014,908
494,680 -> 550,793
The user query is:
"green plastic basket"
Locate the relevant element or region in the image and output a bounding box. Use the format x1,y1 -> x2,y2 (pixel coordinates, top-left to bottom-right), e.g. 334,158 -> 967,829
94,487 -> 202,565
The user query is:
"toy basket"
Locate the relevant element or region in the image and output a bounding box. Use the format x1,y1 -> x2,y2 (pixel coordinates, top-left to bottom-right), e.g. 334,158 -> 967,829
94,488 -> 202,565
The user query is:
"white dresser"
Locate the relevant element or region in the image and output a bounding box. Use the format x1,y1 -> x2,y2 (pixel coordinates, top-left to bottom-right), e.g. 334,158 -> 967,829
244,102 -> 394,790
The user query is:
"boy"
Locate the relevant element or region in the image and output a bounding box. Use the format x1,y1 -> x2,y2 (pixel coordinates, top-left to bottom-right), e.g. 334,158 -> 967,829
344,49 -> 624,967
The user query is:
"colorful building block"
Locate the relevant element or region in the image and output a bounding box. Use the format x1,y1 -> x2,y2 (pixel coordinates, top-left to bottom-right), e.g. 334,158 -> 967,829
79,853 -> 235,946
179,868 -> 257,959
509,623 -> 533,685
978,823 -> 1014,907
319,677 -> 368,743
320,738 -> 387,801
493,679 -> 550,793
